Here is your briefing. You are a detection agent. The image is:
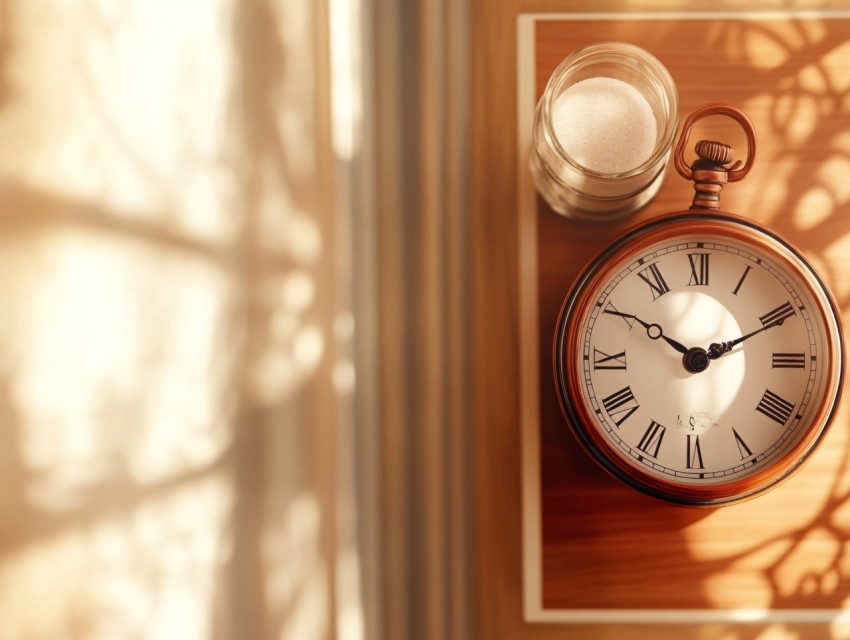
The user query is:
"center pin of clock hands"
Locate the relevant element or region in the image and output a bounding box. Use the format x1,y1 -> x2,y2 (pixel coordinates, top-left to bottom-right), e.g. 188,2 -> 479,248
707,317 -> 788,360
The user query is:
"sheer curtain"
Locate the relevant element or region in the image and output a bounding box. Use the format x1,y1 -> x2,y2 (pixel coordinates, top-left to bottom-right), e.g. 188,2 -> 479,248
0,0 -> 471,638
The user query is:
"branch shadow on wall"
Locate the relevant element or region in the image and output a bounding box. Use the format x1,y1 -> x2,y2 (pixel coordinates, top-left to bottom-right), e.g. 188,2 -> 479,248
0,0 -> 335,639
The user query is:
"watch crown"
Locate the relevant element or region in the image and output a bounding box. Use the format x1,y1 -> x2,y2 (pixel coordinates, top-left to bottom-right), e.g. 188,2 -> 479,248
688,140 -> 745,211
695,140 -> 734,166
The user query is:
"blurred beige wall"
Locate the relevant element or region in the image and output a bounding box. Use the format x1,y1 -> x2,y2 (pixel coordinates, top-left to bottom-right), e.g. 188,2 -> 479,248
0,0 -> 362,638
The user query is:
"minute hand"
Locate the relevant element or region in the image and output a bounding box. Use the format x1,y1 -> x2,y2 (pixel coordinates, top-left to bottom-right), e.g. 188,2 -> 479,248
707,319 -> 785,360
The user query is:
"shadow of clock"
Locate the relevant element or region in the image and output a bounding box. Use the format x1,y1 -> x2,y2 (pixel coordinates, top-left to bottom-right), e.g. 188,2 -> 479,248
540,369 -> 718,610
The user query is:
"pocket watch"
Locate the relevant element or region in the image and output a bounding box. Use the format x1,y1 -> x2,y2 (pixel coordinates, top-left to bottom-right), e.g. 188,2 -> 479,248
553,105 -> 844,506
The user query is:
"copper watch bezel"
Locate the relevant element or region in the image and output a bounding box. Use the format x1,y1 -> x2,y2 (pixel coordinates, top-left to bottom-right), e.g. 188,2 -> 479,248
553,211 -> 845,506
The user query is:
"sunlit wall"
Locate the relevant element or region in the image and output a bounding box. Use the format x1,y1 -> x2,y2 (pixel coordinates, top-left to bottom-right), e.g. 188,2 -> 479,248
0,0 -> 358,638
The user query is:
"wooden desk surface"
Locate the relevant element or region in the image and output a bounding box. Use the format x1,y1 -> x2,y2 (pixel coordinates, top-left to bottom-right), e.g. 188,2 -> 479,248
514,11 -> 850,630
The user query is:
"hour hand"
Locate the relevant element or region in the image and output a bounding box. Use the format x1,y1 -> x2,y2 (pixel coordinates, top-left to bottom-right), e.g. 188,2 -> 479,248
606,309 -> 689,355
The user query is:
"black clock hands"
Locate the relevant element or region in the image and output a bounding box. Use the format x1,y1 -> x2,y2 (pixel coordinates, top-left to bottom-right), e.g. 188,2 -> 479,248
606,302 -> 796,374
606,309 -> 689,355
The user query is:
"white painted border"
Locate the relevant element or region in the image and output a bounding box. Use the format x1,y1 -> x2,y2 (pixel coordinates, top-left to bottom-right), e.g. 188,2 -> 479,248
517,10 -> 850,625
517,12 -> 542,624
521,9 -> 850,21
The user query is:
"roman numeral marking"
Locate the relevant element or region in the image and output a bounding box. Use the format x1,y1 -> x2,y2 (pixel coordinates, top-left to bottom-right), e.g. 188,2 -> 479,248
732,265 -> 752,295
755,389 -> 795,425
686,434 -> 705,469
601,386 -> 639,427
732,428 -> 753,460
636,420 -> 666,458
772,352 -> 806,369
759,301 -> 796,328
593,347 -> 627,370
603,301 -> 635,329
636,262 -> 670,300
687,253 -> 710,286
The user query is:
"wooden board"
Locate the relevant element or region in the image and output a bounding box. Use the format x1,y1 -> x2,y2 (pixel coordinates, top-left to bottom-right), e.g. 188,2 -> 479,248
519,13 -> 850,623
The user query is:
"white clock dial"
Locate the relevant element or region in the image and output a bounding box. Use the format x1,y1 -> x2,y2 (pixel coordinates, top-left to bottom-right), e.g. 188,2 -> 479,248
580,236 -> 824,483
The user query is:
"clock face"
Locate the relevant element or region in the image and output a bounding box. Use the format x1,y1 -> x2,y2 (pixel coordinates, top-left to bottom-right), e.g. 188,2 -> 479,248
554,213 -> 844,505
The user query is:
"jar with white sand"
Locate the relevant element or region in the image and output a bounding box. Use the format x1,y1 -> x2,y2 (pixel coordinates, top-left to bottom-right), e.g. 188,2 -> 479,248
530,42 -> 679,221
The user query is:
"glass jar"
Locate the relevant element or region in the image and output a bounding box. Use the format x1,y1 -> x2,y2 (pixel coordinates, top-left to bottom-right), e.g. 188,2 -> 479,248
530,42 -> 679,221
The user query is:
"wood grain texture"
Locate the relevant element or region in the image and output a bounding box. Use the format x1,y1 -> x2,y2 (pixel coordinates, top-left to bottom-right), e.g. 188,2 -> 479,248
535,15 -> 850,613
473,5 -> 850,639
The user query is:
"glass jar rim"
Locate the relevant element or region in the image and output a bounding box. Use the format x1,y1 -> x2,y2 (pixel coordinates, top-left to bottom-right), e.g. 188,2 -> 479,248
540,41 -> 680,179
